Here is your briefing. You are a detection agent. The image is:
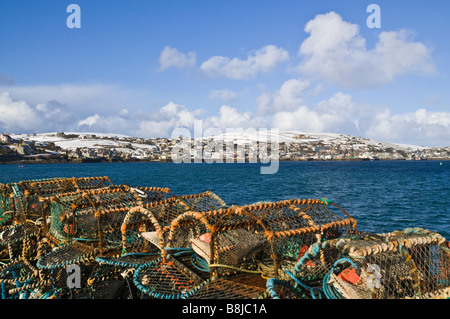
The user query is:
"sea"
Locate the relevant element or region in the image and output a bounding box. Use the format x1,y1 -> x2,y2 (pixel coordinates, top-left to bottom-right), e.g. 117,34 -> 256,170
0,160 -> 448,239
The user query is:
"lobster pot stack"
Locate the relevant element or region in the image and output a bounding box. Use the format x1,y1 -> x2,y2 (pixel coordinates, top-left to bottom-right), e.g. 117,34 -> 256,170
291,228 -> 450,299
37,185 -> 171,272
1,174 -> 449,300
33,184 -> 171,299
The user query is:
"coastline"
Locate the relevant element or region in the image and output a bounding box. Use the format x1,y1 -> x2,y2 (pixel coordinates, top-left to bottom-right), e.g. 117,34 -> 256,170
0,157 -> 448,165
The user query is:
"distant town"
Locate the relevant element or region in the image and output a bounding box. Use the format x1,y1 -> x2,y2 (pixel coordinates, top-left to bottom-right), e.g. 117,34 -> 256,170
0,131 -> 449,164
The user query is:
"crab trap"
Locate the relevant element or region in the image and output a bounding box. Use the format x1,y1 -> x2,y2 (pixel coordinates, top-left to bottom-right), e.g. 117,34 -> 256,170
289,228 -> 450,299
0,176 -> 114,229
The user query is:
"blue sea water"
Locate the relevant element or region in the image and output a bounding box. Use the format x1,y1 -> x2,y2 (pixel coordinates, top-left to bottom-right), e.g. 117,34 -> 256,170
0,160 -> 448,239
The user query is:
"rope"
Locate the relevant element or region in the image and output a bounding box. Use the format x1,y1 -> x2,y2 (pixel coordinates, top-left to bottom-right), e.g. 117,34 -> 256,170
321,258 -> 359,299
208,263 -> 263,274
190,253 -> 210,272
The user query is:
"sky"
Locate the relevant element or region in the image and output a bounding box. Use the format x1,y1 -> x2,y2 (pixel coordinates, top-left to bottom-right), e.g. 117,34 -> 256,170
1,0 -> 450,146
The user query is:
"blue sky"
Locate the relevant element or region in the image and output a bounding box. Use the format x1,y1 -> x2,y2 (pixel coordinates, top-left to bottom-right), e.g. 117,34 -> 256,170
1,0 -> 450,146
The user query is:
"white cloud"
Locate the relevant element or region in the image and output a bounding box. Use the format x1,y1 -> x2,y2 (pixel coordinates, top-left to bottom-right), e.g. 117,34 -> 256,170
315,91 -> 357,119
257,79 -> 310,115
209,89 -> 237,102
137,101 -> 201,138
0,91 -> 42,132
255,79 -> 365,135
35,100 -> 75,125
159,46 -> 196,71
3,83 -> 135,115
267,88 -> 450,146
272,106 -> 323,132
200,45 -> 289,80
204,105 -> 267,131
0,91 -> 84,133
118,108 -> 129,116
77,111 -> 135,135
270,91 -> 359,133
35,103 -> 47,112
0,84 -> 148,135
297,12 -> 435,89
78,114 -> 101,127
366,107 -> 450,146
68,80 -> 449,146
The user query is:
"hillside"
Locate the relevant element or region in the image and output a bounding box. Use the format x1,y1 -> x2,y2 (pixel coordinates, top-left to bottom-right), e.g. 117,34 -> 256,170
1,130 -> 448,163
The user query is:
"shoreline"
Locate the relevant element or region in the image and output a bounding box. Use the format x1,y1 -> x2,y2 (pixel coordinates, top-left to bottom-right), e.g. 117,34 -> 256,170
0,157 -> 448,165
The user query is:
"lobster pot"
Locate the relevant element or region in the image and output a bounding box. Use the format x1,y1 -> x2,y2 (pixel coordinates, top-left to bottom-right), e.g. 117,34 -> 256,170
136,186 -> 171,204
12,177 -> 115,222
144,192 -> 227,231
96,253 -> 162,269
22,176 -> 114,199
252,199 -> 357,278
95,210 -> 130,250
85,265 -> 137,299
0,178 -> 67,220
48,186 -> 153,244
0,223 -> 40,247
37,241 -> 100,271
180,191 -> 227,212
294,228 -> 450,299
122,207 -> 168,255
187,277 -> 268,299
0,259 -> 51,299
266,277 -> 309,299
0,222 -> 42,263
121,202 -> 189,255
133,254 -> 205,299
123,192 -> 227,255
186,199 -> 357,280
0,184 -> 13,226
195,215 -> 269,278
48,192 -> 94,242
383,229 -> 450,298
0,183 -> 25,224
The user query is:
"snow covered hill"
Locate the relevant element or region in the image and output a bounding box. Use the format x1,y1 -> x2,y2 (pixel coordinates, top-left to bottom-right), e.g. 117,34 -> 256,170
200,130 -> 427,151
11,132 -> 158,152
6,130 -> 444,162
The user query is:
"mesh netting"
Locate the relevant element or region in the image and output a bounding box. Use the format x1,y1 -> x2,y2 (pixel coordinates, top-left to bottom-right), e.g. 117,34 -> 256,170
290,228 -> 450,299
37,241 -> 100,270
0,259 -> 52,299
133,253 -> 206,299
0,183 -> 12,225
0,222 -> 40,247
266,277 -> 308,299
187,277 -> 268,299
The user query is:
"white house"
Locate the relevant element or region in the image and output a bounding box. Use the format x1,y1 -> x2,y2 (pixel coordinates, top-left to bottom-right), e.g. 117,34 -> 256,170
0,133 -> 13,143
